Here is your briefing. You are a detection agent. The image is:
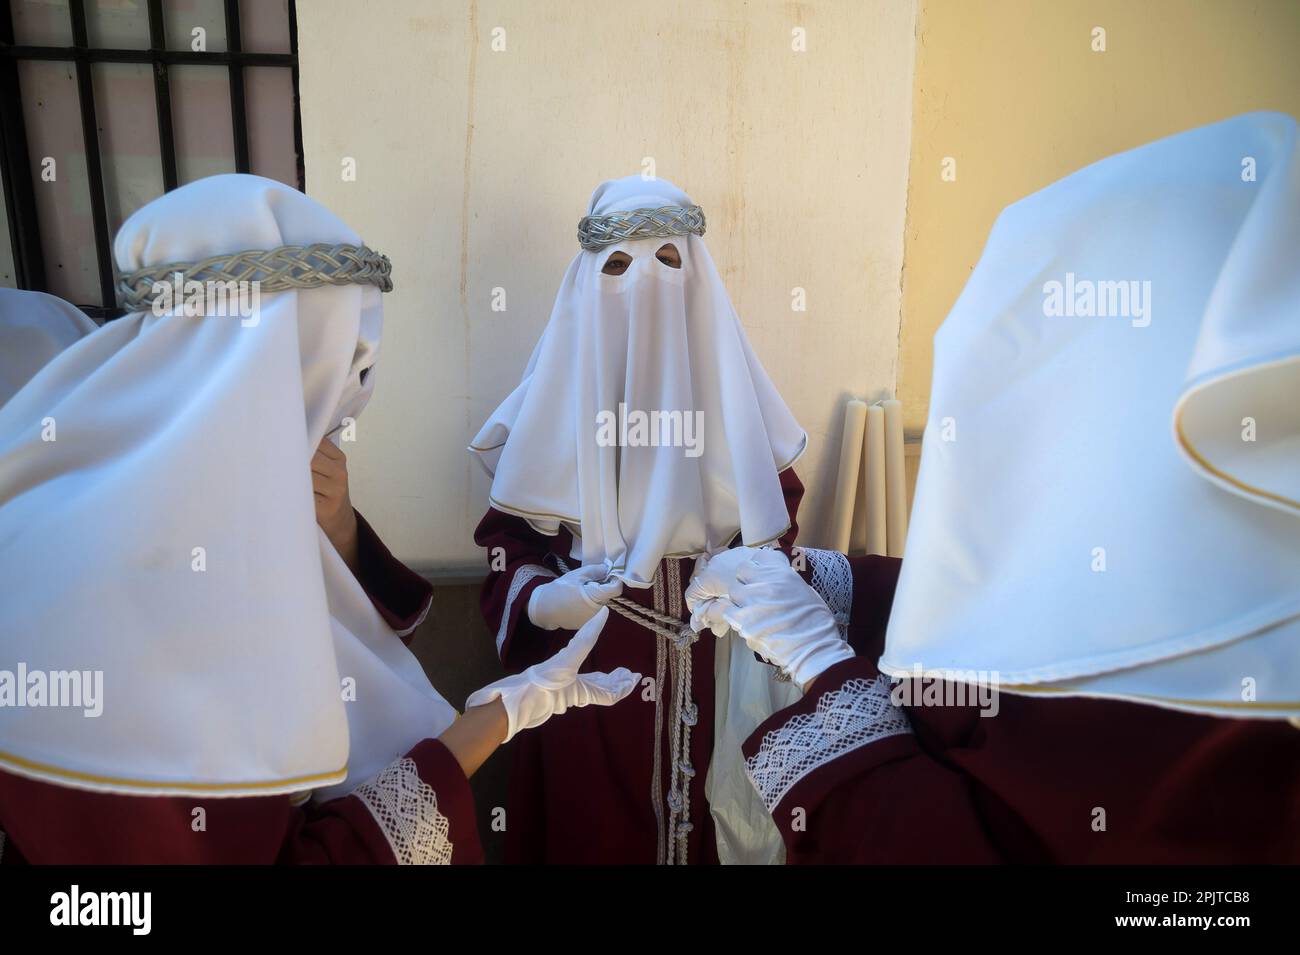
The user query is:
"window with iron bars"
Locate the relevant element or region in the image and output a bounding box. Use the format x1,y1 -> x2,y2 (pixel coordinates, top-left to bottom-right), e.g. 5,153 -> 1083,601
0,0 -> 303,320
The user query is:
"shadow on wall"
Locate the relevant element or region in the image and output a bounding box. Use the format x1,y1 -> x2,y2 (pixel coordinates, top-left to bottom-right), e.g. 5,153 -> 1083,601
406,583 -> 511,865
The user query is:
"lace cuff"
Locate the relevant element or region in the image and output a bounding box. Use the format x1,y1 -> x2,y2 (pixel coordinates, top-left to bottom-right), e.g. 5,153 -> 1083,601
800,546 -> 853,635
353,757 -> 453,865
496,563 -> 555,655
744,670 -> 912,812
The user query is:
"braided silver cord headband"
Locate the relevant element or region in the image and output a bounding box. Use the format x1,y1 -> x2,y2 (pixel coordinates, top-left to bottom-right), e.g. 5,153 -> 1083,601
116,243 -> 393,312
577,205 -> 706,252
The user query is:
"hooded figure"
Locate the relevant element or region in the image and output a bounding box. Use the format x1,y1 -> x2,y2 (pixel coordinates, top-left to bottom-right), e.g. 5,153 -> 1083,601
0,174 -> 454,799
473,175 -> 886,864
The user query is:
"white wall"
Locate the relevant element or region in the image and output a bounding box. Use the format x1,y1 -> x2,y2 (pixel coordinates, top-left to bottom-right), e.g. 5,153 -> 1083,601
297,0 -> 917,574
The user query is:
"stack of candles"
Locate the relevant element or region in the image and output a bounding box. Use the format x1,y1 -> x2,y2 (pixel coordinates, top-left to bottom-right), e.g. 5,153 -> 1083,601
827,398 -> 908,557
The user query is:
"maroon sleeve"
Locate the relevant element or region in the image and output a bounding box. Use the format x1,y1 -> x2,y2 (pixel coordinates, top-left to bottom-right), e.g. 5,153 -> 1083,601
843,554 -> 902,656
749,552 -> 998,863
741,656 -> 1002,864
746,550 -> 1300,864
278,738 -> 483,865
353,509 -> 433,642
775,467 -> 805,552
473,507 -> 568,671
0,739 -> 481,865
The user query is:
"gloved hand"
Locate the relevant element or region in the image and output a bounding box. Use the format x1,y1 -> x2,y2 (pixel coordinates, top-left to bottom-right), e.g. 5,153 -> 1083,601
465,607 -> 640,742
687,548 -> 854,690
527,562 -> 623,631
684,547 -> 760,636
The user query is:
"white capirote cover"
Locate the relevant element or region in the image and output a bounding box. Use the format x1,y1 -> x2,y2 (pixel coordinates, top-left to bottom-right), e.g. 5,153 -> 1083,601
0,174 -> 456,797
469,175 -> 807,588
881,113 -> 1300,717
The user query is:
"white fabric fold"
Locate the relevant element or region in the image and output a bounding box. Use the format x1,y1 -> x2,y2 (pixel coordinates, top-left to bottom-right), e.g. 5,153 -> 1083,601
882,112 -> 1300,717
0,174 -> 456,797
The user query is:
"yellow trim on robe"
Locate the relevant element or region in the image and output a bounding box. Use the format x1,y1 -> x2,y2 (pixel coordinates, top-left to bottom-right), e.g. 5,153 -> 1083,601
488,495 -> 581,526
1174,410 -> 1300,514
0,748 -> 348,794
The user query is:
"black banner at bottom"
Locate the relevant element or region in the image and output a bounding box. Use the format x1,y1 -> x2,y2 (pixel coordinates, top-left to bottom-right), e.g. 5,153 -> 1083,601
0,864 -> 1291,940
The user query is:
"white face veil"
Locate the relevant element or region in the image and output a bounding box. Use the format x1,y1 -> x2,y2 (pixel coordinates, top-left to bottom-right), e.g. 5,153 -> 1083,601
0,288 -> 97,407
0,174 -> 455,798
470,176 -> 807,586
882,112 -> 1300,717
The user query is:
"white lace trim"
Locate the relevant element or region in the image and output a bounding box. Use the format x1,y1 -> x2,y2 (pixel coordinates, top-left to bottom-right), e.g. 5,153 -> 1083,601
745,674 -> 911,812
802,547 -> 853,636
353,757 -> 453,865
497,563 -> 555,655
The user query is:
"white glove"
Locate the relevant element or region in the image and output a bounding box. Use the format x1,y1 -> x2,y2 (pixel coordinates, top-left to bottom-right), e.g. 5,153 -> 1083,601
684,547 -> 761,636
527,562 -> 623,631
689,548 -> 855,689
465,607 -> 640,742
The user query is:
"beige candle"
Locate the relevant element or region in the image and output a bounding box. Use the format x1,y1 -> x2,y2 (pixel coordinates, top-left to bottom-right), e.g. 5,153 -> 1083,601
882,398 -> 908,557
829,399 -> 868,554
863,402 -> 887,556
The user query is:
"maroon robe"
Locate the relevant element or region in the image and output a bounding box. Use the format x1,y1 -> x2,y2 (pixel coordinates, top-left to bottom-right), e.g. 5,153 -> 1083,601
0,512 -> 483,865
476,470 -> 815,864
743,555 -> 1300,864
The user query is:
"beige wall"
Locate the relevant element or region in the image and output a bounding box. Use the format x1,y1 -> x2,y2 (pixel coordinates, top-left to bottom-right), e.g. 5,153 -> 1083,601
298,0 -> 918,571
898,0 -> 1300,432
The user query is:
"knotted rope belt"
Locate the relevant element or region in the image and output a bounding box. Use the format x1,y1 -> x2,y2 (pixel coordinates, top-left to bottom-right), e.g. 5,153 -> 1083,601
555,556 -> 698,865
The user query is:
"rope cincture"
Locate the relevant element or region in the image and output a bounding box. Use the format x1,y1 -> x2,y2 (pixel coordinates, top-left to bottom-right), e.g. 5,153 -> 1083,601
664,604 -> 699,866
116,243 -> 393,313
577,205 -> 706,252
555,544 -> 800,862
556,555 -> 699,865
